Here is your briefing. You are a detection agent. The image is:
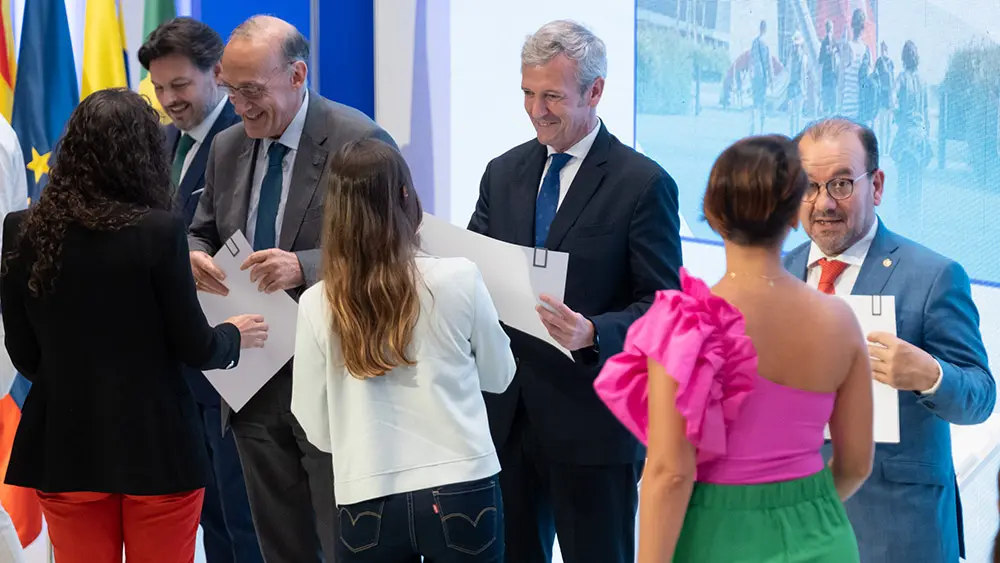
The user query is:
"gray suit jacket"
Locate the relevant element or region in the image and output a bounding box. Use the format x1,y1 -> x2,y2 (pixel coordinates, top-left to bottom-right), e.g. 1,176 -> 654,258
187,91 -> 396,424
188,91 -> 396,294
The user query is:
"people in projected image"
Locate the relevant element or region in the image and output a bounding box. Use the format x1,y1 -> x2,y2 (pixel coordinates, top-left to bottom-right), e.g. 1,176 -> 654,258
890,40 -> 933,218
749,20 -> 771,135
595,135 -> 872,562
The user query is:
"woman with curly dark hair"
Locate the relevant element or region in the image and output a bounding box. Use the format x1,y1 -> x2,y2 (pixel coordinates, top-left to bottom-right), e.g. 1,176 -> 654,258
0,88 -> 268,563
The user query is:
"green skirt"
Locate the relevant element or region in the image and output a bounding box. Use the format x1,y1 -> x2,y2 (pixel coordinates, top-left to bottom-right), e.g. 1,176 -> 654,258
673,469 -> 859,562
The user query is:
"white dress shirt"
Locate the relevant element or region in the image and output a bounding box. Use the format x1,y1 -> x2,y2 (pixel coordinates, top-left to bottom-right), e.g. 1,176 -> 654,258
538,118 -> 601,208
291,256 -> 516,505
806,216 -> 943,394
246,91 -> 310,248
178,96 -> 228,183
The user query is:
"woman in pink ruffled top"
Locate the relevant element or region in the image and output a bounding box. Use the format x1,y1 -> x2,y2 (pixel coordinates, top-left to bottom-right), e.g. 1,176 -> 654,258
594,135 -> 874,562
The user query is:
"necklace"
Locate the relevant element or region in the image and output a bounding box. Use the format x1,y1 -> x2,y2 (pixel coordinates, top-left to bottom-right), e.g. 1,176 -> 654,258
726,271 -> 786,287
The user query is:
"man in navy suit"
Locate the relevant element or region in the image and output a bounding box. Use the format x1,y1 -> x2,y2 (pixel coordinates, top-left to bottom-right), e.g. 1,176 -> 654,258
139,18 -> 261,563
785,117 -> 995,562
468,20 -> 682,563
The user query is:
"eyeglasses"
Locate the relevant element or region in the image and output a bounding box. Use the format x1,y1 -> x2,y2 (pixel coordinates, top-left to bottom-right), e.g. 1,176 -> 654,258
221,64 -> 291,101
804,170 -> 873,202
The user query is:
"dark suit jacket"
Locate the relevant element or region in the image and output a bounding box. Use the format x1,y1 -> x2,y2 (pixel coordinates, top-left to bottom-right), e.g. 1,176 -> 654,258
165,100 -> 241,226
468,123 -> 682,465
166,101 -> 241,407
187,91 -> 396,424
784,220 -> 995,562
0,209 -> 240,494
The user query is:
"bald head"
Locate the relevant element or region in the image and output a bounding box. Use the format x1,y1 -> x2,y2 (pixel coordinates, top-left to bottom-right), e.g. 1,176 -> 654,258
220,15 -> 309,139
230,15 -> 309,65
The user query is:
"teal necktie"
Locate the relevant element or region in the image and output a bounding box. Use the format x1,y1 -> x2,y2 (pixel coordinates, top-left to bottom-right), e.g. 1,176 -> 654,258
171,134 -> 196,186
254,142 -> 290,251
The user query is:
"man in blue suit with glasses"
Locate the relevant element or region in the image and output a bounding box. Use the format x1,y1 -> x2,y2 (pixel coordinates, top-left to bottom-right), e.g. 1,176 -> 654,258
784,117 -> 996,563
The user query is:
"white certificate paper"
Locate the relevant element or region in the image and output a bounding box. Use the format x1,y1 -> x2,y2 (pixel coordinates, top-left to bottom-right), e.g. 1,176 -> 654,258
197,231 -> 299,411
824,295 -> 900,444
419,213 -> 571,357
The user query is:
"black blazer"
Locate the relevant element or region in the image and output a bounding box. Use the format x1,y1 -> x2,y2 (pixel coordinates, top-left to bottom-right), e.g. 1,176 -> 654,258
165,100 -> 241,226
166,101 -> 241,406
468,124 -> 682,465
0,209 -> 240,494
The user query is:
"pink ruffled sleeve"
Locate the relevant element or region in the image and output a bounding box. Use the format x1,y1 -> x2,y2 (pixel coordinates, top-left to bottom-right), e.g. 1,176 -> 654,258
593,268 -> 757,463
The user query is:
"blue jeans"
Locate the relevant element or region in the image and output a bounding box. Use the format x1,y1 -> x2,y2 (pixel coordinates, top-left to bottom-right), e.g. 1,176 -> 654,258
337,475 -> 504,562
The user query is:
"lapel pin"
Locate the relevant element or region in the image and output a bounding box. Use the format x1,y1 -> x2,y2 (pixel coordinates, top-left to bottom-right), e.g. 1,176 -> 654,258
883,258 -> 892,268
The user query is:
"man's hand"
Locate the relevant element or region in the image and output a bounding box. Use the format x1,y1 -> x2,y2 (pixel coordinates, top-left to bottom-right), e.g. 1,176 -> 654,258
191,251 -> 229,296
241,249 -> 304,293
536,294 -> 595,351
868,331 -> 940,392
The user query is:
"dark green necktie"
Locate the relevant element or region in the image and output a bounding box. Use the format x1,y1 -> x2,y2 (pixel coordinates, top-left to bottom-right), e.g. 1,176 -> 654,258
171,133 -> 196,186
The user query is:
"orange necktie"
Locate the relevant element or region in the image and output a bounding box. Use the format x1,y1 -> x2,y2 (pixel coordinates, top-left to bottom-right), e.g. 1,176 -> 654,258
817,258 -> 849,295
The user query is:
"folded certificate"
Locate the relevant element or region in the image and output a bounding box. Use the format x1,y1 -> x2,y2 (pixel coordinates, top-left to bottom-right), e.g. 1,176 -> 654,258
419,213 -> 571,357
824,295 -> 900,443
197,231 -> 299,411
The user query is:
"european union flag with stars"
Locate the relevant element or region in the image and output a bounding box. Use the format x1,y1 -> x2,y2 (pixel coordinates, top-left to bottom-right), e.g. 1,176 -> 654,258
12,0 -> 78,202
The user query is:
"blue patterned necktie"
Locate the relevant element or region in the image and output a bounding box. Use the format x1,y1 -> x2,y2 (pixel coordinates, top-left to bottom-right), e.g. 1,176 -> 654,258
254,141 -> 289,251
534,153 -> 573,248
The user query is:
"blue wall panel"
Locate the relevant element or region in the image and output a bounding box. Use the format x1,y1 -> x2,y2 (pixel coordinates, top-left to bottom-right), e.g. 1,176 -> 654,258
194,0 -> 311,45
316,0 -> 375,118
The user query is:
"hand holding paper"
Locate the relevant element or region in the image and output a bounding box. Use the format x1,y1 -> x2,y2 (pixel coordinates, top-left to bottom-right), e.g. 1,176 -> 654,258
866,332 -> 941,393
241,248 -> 304,293
191,250 -> 229,296
536,294 -> 595,351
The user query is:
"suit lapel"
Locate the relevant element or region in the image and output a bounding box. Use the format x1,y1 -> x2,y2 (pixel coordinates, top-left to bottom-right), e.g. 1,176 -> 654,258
784,243 -> 810,281
545,124 -> 609,249
279,95 -> 328,250
512,144 -> 547,247
232,137 -> 258,234
852,221 -> 901,295
179,102 -> 239,208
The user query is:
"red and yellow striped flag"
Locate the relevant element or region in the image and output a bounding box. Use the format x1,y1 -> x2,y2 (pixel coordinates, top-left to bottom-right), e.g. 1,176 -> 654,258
0,0 -> 15,121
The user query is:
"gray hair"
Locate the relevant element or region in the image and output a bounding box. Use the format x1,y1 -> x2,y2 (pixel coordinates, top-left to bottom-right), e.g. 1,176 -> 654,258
521,20 -> 607,93
231,15 -> 310,64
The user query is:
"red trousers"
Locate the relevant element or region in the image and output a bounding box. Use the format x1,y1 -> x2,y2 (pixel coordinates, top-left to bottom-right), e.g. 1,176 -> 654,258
36,489 -> 204,563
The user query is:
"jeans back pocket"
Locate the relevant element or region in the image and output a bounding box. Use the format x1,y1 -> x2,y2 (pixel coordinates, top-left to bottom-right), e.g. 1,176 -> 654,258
432,477 -> 502,556
339,499 -> 385,553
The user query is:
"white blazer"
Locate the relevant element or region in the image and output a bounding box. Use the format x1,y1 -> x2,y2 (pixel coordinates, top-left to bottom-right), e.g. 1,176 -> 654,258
292,255 -> 515,505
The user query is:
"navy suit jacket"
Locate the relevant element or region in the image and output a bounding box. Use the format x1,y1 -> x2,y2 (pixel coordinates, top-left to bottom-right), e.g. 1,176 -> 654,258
468,123 -> 683,465
166,101 -> 241,406
165,101 -> 241,226
784,219 -> 995,563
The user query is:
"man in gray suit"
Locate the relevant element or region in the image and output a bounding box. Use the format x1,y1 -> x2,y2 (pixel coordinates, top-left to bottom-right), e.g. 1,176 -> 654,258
187,15 -> 396,563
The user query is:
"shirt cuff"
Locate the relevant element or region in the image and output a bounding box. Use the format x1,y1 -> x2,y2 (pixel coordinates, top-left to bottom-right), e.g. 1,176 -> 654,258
918,360 -> 944,396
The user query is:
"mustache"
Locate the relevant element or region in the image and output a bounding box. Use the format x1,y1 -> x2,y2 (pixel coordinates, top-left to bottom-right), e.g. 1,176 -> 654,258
811,211 -> 844,221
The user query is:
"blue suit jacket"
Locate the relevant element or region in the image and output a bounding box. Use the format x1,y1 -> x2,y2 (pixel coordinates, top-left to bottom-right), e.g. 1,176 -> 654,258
165,101 -> 241,406
784,220 -> 995,563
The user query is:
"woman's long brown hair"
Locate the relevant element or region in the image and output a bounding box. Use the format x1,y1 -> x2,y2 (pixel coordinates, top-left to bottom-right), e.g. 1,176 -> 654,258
321,138 -> 423,379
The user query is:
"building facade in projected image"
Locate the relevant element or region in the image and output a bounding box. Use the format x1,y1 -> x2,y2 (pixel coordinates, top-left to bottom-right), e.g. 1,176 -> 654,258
637,0 -> 1000,284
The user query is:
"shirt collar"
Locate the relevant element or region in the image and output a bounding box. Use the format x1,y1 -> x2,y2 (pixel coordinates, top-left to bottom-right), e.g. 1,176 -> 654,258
807,216 -> 880,268
184,97 -> 228,143
546,117 -> 601,162
264,90 -> 310,153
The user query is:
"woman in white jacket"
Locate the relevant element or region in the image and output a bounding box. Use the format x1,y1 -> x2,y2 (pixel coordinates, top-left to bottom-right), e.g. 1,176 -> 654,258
292,138 -> 515,563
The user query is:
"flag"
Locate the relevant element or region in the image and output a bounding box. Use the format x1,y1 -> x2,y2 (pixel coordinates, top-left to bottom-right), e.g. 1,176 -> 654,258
0,0 -> 14,121
81,0 -> 129,99
138,0 -> 176,123
12,0 -> 79,202
0,395 -> 39,548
